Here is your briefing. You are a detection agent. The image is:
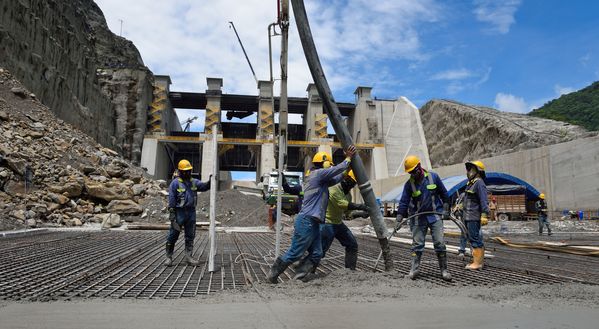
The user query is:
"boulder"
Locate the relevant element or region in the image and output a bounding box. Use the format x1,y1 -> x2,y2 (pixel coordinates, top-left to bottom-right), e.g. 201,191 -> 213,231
49,180 -> 83,198
10,87 -> 28,98
48,192 -> 70,205
85,180 -> 132,201
106,200 -> 142,215
10,209 -> 26,221
131,184 -> 146,196
99,213 -> 122,229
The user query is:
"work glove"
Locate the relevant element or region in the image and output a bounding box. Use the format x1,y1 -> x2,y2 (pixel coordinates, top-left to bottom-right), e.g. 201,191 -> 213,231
347,202 -> 369,212
395,214 -> 404,230
168,207 -> 181,231
480,214 -> 489,226
351,210 -> 369,219
355,204 -> 369,212
442,203 -> 450,220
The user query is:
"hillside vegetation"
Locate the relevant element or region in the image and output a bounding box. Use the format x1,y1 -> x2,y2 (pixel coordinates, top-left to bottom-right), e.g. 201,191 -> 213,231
530,81 -> 599,131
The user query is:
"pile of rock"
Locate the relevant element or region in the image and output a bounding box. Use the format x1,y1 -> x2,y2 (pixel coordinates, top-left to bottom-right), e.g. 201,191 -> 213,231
0,68 -> 166,230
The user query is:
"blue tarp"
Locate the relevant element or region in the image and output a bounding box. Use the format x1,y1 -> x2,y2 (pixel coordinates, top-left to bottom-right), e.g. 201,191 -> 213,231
381,172 -> 541,202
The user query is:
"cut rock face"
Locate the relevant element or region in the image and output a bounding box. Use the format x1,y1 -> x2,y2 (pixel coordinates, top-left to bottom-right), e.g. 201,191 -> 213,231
420,100 -> 592,167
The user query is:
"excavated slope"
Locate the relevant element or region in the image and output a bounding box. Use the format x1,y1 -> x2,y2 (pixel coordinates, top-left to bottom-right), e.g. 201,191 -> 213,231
421,99 -> 592,167
0,0 -> 153,163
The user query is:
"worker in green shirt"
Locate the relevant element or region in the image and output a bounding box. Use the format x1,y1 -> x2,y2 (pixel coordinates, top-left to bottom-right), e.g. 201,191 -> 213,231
294,170 -> 369,278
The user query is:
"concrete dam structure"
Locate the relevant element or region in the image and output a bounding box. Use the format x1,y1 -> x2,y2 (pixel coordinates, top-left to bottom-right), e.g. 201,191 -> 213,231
140,76 -> 429,183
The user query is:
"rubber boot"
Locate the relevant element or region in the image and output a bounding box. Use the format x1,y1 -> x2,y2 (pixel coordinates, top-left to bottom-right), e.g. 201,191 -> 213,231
408,252 -> 422,280
379,238 -> 394,271
185,242 -> 199,266
547,225 -> 552,236
267,257 -> 291,284
293,256 -> 309,271
345,249 -> 358,270
437,251 -> 452,281
164,242 -> 174,266
294,259 -> 316,280
465,247 -> 484,270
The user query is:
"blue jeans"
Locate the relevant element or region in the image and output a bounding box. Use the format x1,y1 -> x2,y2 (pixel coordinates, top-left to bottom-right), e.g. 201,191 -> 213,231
281,215 -> 323,264
459,227 -> 483,252
410,218 -> 446,253
538,214 -> 551,233
466,221 -> 484,248
167,208 -> 196,247
320,223 -> 358,258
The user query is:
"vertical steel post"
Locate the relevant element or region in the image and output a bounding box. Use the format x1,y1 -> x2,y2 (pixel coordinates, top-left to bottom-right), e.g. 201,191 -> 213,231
275,0 -> 290,258
208,124 -> 218,272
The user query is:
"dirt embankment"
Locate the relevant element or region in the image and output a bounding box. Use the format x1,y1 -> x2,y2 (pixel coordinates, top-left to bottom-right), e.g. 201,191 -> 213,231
421,99 -> 593,167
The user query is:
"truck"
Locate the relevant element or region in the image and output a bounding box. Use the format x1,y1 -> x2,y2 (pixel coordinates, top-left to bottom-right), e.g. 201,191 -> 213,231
263,171 -> 303,216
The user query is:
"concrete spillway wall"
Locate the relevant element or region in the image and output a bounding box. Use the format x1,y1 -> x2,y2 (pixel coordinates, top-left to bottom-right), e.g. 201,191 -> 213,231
431,135 -> 599,211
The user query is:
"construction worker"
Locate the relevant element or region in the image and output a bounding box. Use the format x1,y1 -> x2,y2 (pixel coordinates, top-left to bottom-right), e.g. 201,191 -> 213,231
165,159 -> 211,266
396,155 -> 452,281
536,193 -> 552,236
462,160 -> 489,270
294,170 -> 369,277
320,170 -> 369,270
267,145 -> 356,283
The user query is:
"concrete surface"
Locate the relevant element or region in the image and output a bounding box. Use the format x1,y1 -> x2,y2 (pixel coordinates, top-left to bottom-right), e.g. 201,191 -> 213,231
1,284 -> 597,329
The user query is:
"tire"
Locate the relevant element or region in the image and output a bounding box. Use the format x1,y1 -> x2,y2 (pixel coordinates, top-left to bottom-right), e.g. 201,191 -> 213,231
497,213 -> 510,221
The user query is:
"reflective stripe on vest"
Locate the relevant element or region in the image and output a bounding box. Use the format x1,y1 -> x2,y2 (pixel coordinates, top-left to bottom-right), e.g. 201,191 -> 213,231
409,173 -> 437,212
463,178 -> 479,211
176,178 -> 197,207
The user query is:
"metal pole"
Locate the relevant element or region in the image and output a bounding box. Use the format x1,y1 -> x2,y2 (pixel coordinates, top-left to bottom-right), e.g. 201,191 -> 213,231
208,124 -> 218,272
290,0 -> 392,269
229,21 -> 258,84
275,0 -> 290,258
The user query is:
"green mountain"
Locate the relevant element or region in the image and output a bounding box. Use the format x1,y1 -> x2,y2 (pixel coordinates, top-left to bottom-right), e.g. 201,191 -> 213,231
529,81 -> 599,131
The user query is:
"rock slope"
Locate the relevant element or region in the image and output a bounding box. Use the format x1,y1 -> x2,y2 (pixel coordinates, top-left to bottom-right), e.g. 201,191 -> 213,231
421,99 -> 592,167
0,0 -> 153,163
0,68 -> 164,230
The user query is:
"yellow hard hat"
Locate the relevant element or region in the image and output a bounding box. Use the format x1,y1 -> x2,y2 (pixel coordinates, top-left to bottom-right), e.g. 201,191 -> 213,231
346,170 -> 356,182
404,155 -> 421,173
465,160 -> 486,172
313,151 -> 333,168
178,159 -> 193,171
539,193 -> 545,200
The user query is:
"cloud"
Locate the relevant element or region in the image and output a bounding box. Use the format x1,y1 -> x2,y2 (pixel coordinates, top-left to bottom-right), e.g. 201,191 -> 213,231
437,67 -> 491,95
554,85 -> 575,97
473,0 -> 521,34
431,68 -> 473,80
579,53 -> 591,66
494,92 -> 529,113
95,0 -> 442,102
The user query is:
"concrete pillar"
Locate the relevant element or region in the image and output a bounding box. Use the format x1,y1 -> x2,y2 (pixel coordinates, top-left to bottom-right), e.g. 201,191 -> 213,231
204,78 -> 223,134
140,138 -> 169,180
351,86 -> 380,144
148,75 -> 173,133
304,83 -> 327,140
201,139 -> 216,182
258,143 -> 276,181
257,81 -> 274,139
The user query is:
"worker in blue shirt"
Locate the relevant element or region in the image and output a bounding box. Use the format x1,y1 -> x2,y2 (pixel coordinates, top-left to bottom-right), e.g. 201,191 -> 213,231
396,155 -> 452,281
267,145 -> 356,283
462,160 -> 490,270
165,159 -> 211,266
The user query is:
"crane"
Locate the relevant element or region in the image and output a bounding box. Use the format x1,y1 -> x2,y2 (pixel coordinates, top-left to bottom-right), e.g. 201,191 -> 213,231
180,116 -> 198,132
